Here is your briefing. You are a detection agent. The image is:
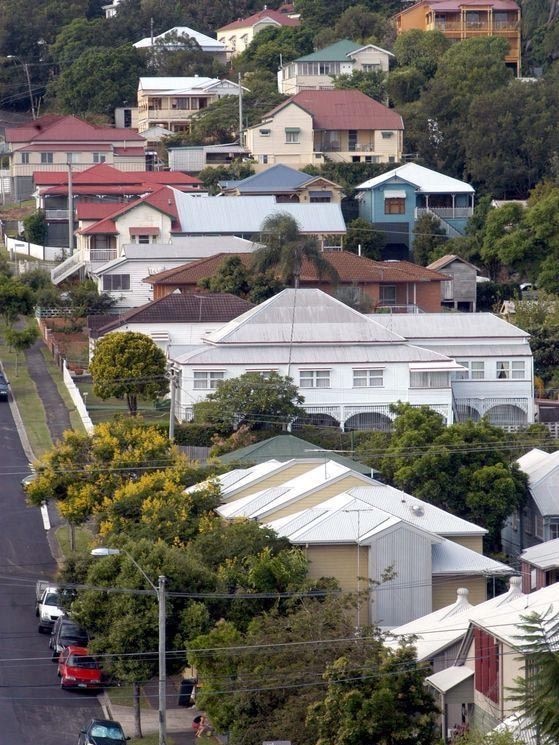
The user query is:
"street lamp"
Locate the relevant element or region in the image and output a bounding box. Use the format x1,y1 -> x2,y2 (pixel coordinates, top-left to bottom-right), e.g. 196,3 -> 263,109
91,547 -> 167,745
6,55 -> 36,119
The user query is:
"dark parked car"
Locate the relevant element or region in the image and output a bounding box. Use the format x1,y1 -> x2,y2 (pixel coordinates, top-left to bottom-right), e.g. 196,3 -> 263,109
50,616 -> 88,659
78,719 -> 129,745
0,373 -> 9,401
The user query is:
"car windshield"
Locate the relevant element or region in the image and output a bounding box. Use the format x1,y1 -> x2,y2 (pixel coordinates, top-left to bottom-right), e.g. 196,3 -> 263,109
91,724 -> 124,740
44,593 -> 60,606
62,633 -> 88,645
71,655 -> 99,669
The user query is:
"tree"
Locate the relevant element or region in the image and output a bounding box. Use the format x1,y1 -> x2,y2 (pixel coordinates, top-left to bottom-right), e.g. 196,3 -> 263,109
412,213 -> 447,265
0,277 -> 35,326
345,217 -> 384,260
332,5 -> 389,43
90,332 -> 168,415
192,371 -> 305,431
387,67 -> 426,106
47,44 -> 146,116
393,29 -> 451,78
239,25 -> 314,73
23,210 -> 47,245
198,256 -> 284,302
253,213 -> 339,288
333,69 -> 387,102
148,30 -> 225,77
4,323 -> 39,376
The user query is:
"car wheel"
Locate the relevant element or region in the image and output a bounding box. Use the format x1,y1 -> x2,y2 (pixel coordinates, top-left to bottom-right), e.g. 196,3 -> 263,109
38,625 -> 44,634
52,651 -> 59,662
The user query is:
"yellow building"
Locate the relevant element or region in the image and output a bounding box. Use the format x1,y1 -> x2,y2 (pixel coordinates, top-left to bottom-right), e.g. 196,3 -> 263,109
393,0 -> 521,76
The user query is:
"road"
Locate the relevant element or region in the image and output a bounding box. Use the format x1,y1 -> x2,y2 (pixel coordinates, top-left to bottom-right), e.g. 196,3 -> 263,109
0,400 -> 102,745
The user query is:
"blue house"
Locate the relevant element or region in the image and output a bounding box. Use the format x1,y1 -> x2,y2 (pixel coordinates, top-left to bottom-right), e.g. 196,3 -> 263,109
356,163 -> 475,260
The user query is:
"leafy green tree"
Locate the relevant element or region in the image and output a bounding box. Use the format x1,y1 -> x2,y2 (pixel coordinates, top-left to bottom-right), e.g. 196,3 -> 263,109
240,25 -> 314,73
253,212 -> 339,288
333,69 -> 387,102
0,277 -> 35,325
345,217 -> 384,260
23,210 -> 47,245
393,29 -> 451,78
4,322 -> 39,376
198,256 -> 284,302
192,371 -> 305,431
480,203 -> 526,280
387,67 -> 426,106
149,30 -> 226,77
49,17 -> 113,67
332,5 -> 389,42
90,331 -> 168,415
412,213 -> 447,265
47,44 -> 146,116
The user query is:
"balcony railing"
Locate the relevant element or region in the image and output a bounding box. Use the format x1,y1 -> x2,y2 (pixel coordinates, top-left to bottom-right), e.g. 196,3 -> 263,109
90,249 -> 118,264
45,209 -> 69,220
416,207 -> 473,219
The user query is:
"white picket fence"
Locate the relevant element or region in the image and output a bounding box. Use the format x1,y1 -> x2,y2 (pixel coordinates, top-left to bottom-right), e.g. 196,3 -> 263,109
4,234 -> 64,262
61,361 -> 94,434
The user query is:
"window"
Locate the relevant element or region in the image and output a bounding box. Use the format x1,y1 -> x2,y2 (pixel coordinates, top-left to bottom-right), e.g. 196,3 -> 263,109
149,97 -> 162,110
441,279 -> 453,300
66,153 -> 79,164
474,627 -> 499,703
40,152 -> 53,164
137,234 -> 151,244
93,153 -> 106,164
362,63 -> 381,72
21,152 -> 29,164
259,128 -> 271,136
193,370 -> 224,389
248,369 -> 278,379
384,197 -> 405,214
379,285 -> 396,306
535,514 -> 544,540
496,360 -> 526,379
381,131 -> 394,139
455,360 -> 485,380
285,128 -> 300,144
353,369 -> 383,388
102,274 -> 130,292
410,370 -> 450,388
530,568 -> 537,591
172,98 -> 189,110
259,155 -> 268,164
300,370 -> 330,388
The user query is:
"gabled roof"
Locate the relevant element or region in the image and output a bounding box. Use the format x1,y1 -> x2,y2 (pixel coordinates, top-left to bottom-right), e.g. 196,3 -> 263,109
357,162 -> 474,194
134,26 -> 227,50
219,164 -> 328,193
78,186 -> 178,235
218,8 -> 300,31
432,540 -> 513,575
372,312 -> 529,340
520,538 -> 559,570
95,293 -> 254,335
427,254 -> 480,273
260,89 -> 403,132
517,449 -> 559,517
35,163 -> 201,193
218,434 -> 372,475
6,115 -> 145,144
138,77 -> 241,94
295,39 -> 392,63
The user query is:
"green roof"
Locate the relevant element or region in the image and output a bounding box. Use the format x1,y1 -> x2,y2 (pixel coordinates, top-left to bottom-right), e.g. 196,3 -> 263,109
295,39 -> 362,63
219,434 -> 372,475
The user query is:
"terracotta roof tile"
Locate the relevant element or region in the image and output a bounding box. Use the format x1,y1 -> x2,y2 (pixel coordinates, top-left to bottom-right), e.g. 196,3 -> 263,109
263,90 -> 403,131
78,186 -> 178,235
76,203 -> 122,220
6,115 -> 145,144
219,8 -> 299,31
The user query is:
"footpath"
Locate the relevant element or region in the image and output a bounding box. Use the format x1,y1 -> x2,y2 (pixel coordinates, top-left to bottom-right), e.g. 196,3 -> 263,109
10,338 -> 200,744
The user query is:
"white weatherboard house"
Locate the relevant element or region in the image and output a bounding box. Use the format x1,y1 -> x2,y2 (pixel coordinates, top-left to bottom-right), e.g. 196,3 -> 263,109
372,313 -> 534,428
170,288 -> 464,428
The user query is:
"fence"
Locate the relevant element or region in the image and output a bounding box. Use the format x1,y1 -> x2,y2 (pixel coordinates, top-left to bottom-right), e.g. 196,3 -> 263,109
4,234 -> 63,262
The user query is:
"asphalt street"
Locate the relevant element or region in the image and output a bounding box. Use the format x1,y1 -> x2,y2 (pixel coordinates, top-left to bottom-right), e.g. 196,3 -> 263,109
0,399 -> 102,745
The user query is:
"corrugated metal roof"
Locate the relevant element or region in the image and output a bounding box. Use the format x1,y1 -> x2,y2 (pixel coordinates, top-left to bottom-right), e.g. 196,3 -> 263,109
348,485 -> 487,535
517,449 -> 559,515
432,540 -> 513,575
134,26 -> 227,50
520,538 -> 559,570
173,193 -> 346,234
417,343 -> 533,358
220,164 -> 313,192
218,486 -> 291,518
372,312 -> 528,339
186,460 -> 282,495
357,163 -> 474,193
218,8 -> 300,31
296,39 -> 362,62
425,666 -> 473,693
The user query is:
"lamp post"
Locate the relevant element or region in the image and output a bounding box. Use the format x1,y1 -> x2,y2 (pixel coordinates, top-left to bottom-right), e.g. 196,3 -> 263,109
91,548 -> 167,745
6,55 -> 36,119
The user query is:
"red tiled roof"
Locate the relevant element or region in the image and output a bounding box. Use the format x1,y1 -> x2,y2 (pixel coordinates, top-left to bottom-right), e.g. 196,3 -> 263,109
78,186 -> 178,235
5,115 -> 145,144
219,8 -> 300,31
80,219 -> 118,235
34,164 -> 201,188
95,293 -> 255,336
144,251 -> 447,286
263,90 -> 403,131
76,203 -> 123,220
18,144 -> 112,152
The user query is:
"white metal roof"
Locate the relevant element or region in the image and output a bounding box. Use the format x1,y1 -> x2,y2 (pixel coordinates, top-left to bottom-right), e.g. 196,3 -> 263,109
517,449 -> 559,516
356,162 -> 474,194
134,26 -> 227,50
138,77 -> 239,94
432,539 -> 513,576
173,193 -> 346,234
348,485 -> 487,536
425,666 -> 473,693
520,538 -> 559,570
186,459 -> 282,495
372,313 -> 529,340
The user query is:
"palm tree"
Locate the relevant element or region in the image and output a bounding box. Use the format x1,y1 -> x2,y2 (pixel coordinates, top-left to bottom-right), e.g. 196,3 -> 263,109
252,213 -> 339,289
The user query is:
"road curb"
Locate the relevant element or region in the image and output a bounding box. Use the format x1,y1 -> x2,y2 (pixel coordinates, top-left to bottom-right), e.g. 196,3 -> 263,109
99,690 -> 113,720
0,362 -> 36,463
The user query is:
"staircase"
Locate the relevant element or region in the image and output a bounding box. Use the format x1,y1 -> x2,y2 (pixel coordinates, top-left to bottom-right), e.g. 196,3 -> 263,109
51,252 -> 86,285
425,208 -> 463,238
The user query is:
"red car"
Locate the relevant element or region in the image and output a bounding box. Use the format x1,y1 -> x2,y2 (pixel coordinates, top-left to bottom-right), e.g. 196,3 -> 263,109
57,646 -> 103,690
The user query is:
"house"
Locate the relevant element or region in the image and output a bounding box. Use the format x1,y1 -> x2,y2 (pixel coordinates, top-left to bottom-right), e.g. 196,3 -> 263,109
168,143 -> 250,173
169,287 -> 464,427
217,7 -> 300,56
102,0 -> 121,17
392,0 -> 521,76
137,77 -> 244,134
427,582 -> 559,737
218,163 -> 344,203
217,433 -> 373,476
33,163 -> 203,248
144,250 -> 449,311
356,162 -> 475,259
371,312 -> 534,427
133,26 -> 230,63
427,254 -> 480,312
244,89 -> 404,170
519,539 -> 559,593
208,461 -> 512,626
278,39 -> 393,95
4,115 -> 147,201
88,237 -> 260,306
89,292 -> 254,356
502,449 -> 559,556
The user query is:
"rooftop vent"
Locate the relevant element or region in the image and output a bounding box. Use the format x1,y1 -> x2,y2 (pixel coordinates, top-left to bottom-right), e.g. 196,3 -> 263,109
410,504 -> 424,517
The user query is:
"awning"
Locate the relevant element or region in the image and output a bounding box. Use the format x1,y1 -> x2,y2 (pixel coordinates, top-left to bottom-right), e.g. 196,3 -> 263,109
425,666 -> 473,694
285,127 -> 301,132
129,226 -> 160,235
384,190 -> 406,199
309,190 -> 332,198
409,361 -> 465,371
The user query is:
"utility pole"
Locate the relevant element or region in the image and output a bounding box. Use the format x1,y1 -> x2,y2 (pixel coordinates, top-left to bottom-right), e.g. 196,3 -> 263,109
158,575 -> 167,745
67,157 -> 73,256
238,72 -> 243,148
167,366 -> 177,442
7,56 -> 36,119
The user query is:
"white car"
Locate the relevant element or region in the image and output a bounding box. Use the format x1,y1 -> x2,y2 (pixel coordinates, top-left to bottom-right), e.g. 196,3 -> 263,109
36,585 -> 65,633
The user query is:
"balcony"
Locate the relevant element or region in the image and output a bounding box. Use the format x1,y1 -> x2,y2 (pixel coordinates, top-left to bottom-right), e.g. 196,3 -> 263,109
90,249 -> 118,264
416,206 -> 473,219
